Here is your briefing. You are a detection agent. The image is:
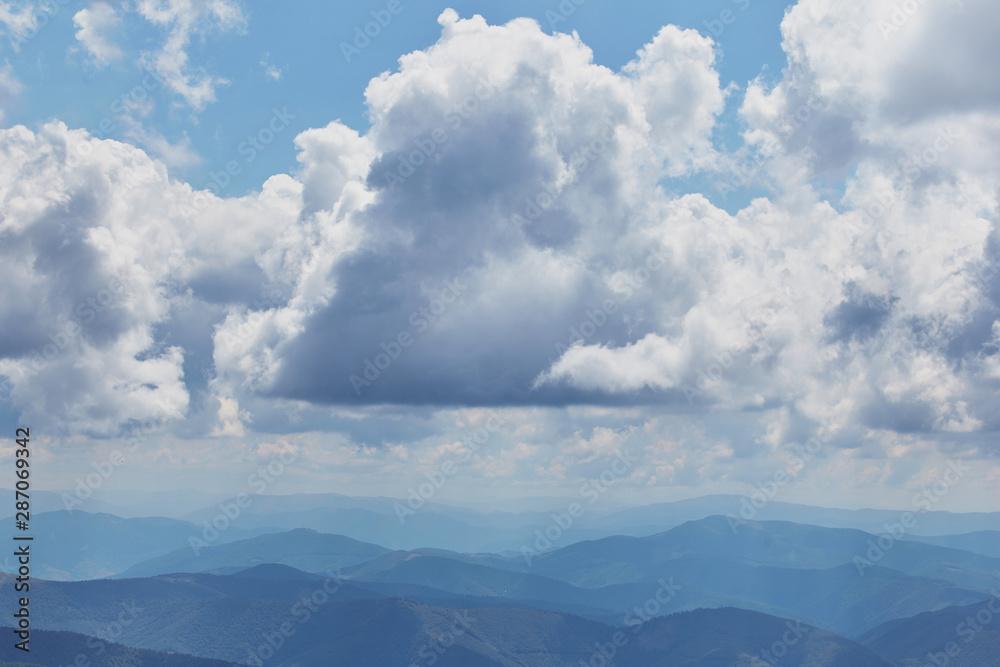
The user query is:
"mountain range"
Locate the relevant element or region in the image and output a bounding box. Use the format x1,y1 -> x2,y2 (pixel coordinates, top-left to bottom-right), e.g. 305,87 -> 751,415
3,493 -> 998,665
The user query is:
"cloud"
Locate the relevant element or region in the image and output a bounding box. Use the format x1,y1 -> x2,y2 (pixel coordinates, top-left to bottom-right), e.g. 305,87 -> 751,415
260,51 -> 282,81
212,395 -> 247,437
0,59 -> 23,123
191,9 -> 1000,451
133,0 -> 246,111
0,121 -> 300,436
1,4 -> 998,471
212,11 -> 732,410
73,2 -> 124,66
119,116 -> 202,169
622,24 -> 727,176
740,0 -> 1000,178
0,1 -> 39,50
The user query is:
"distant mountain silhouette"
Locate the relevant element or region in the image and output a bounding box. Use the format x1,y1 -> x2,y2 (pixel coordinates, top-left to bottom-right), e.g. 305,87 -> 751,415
0,627 -> 239,665
116,527 -> 390,578
902,530 -> 1000,559
528,515 -> 1000,593
0,572 -> 896,666
343,543 -> 987,638
0,510 -> 277,580
111,517 -> 997,638
15,496 -> 1000,580
9,497 -> 999,664
860,600 -> 1000,667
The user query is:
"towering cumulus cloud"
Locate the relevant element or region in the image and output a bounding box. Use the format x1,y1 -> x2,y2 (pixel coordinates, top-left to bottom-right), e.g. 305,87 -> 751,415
1,4 -> 998,470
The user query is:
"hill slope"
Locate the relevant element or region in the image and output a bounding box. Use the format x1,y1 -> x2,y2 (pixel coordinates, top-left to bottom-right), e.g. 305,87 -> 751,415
0,627 -> 239,666
0,511 -> 276,580
529,516 -> 1000,593
902,531 -> 1000,559
346,549 -> 987,638
0,572 -> 897,667
860,599 -> 1000,667
116,528 -> 390,578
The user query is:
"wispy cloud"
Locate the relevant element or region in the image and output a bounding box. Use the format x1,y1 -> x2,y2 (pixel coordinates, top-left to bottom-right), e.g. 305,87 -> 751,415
73,2 -> 124,66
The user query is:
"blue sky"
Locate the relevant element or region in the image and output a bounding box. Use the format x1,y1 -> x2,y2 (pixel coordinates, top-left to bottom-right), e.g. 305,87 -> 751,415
3,0 -> 791,205
1,0 -> 998,513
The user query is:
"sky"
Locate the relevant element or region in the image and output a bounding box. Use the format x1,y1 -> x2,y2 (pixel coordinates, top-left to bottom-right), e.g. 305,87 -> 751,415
0,0 -> 998,514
